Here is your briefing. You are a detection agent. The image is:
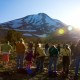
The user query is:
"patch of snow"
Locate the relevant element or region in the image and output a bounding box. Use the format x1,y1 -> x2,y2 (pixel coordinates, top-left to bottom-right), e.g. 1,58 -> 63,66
57,24 -> 62,27
45,16 -> 56,26
11,19 -> 23,28
26,25 -> 32,28
24,14 -> 43,25
1,24 -> 6,26
14,29 -> 36,32
34,34 -> 47,37
54,19 -> 61,23
54,19 -> 65,27
24,16 -> 32,23
2,28 -> 9,30
23,33 -> 32,36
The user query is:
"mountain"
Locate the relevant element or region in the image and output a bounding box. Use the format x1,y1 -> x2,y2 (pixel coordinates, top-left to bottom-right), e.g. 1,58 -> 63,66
0,13 -> 67,38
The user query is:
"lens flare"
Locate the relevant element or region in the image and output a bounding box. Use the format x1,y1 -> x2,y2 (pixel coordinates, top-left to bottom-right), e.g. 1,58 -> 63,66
68,26 -> 73,31
58,29 -> 65,35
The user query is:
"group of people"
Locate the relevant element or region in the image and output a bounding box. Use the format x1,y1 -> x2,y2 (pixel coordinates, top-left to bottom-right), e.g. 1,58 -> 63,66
0,38 -> 80,78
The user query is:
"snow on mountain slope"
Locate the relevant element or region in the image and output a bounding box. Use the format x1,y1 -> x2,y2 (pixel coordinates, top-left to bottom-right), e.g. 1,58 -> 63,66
11,19 -> 23,28
24,14 -> 43,25
14,29 -> 36,32
23,33 -> 32,36
34,34 -> 47,37
45,15 -> 56,26
0,13 -> 67,37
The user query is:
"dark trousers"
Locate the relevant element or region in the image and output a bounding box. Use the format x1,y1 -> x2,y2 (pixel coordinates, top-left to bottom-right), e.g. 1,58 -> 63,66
16,54 -> 24,69
62,56 -> 70,74
48,57 -> 58,72
75,57 -> 80,75
36,56 -> 45,71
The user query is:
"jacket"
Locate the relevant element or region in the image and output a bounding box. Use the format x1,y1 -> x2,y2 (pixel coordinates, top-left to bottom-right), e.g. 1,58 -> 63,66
49,46 -> 59,57
36,47 -> 46,57
1,43 -> 12,54
16,42 -> 25,54
25,50 -> 33,61
60,48 -> 71,56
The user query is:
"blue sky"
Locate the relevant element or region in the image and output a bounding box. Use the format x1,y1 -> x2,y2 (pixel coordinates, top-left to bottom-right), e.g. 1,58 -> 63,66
0,0 -> 80,27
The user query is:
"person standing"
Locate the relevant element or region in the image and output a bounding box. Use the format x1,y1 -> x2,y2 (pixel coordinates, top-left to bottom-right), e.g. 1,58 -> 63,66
25,48 -> 34,74
15,38 -> 26,69
28,41 -> 33,50
74,40 -> 80,79
70,42 -> 76,59
60,44 -> 71,75
36,43 -> 46,72
48,44 -> 59,73
1,41 -> 12,68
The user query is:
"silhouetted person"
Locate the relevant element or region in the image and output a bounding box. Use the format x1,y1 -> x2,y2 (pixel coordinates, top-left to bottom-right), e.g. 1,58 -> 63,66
15,38 -> 26,69
74,40 -> 80,79
60,44 -> 71,75
36,43 -> 46,71
48,44 -> 59,73
1,41 -> 12,68
28,41 -> 33,50
70,42 -> 76,59
25,48 -> 34,74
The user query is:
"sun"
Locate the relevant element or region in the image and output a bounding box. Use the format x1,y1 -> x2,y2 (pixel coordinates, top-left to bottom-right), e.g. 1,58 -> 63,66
68,8 -> 80,29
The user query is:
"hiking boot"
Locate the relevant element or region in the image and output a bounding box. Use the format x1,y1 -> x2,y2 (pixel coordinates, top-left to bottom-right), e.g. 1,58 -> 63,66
74,75 -> 78,80
53,71 -> 58,77
35,68 -> 39,72
60,71 -> 68,78
48,70 -> 53,77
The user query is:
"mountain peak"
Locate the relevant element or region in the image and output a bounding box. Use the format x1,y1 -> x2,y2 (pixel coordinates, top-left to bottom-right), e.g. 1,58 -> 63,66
0,13 -> 67,38
38,13 -> 48,16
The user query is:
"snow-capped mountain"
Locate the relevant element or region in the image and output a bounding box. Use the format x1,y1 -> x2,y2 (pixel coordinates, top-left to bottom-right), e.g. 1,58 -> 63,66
0,13 -> 67,37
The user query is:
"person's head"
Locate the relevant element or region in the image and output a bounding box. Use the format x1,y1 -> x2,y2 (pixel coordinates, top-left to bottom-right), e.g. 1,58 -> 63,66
52,45 -> 56,48
39,43 -> 42,47
4,40 -> 9,44
19,38 -> 24,43
63,44 -> 69,49
36,43 -> 41,47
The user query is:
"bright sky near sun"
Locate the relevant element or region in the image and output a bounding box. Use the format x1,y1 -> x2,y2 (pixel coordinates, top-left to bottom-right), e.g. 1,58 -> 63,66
0,0 -> 80,28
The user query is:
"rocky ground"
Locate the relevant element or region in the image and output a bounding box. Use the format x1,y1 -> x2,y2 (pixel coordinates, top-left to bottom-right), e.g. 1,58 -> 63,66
0,55 -> 79,80
0,63 -> 79,80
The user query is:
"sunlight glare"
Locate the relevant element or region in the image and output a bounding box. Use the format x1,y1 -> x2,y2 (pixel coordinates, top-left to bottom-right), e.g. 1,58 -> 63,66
68,26 -> 73,31
68,8 -> 80,29
58,29 -> 65,35
69,8 -> 80,29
